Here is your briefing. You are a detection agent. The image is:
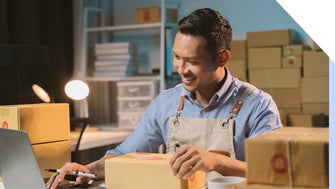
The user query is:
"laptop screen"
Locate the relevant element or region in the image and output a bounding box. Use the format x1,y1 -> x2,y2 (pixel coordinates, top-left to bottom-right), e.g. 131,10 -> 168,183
0,128 -> 47,189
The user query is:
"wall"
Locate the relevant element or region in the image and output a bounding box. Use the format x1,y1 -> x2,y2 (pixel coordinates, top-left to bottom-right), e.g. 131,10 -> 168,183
112,0 -> 312,46
181,0 -> 312,45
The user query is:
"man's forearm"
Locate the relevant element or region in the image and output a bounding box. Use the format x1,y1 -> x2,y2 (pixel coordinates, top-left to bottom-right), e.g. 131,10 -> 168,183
85,153 -> 117,180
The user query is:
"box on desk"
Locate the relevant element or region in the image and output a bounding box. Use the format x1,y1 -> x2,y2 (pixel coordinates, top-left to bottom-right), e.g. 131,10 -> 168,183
245,127 -> 329,188
0,103 -> 70,144
105,152 -> 206,189
0,103 -> 71,179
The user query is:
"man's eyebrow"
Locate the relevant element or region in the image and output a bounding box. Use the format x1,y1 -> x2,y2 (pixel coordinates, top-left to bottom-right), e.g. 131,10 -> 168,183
172,50 -> 204,59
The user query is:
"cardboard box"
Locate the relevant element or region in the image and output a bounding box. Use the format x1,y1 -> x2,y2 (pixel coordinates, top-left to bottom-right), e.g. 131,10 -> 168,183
313,41 -> 322,51
247,29 -> 295,47
248,47 -> 282,69
231,40 -> 247,60
302,103 -> 329,115
249,68 -> 301,88
105,153 -> 206,189
281,56 -> 302,68
303,51 -> 329,77
262,88 -> 301,109
32,140 -> 71,179
245,127 -> 329,188
282,44 -> 309,57
227,59 -> 247,79
135,7 -> 178,24
0,103 -> 70,144
235,181 -> 329,189
301,77 -> 329,103
287,113 -> 328,127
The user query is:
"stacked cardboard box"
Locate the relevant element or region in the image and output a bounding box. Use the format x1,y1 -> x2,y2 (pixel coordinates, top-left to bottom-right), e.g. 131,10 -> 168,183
246,29 -> 301,123
244,127 -> 329,188
246,29 -> 329,127
228,40 -> 247,81
0,103 -> 71,179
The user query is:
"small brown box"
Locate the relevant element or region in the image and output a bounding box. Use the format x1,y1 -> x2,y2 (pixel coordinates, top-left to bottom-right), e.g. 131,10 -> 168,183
105,153 -> 206,189
33,140 -> 71,179
282,44 -> 309,57
303,51 -> 329,77
262,88 -> 301,109
249,68 -> 301,88
246,127 -> 329,188
247,29 -> 295,47
231,40 -> 247,60
227,59 -> 247,79
301,77 -> 329,103
248,47 -> 282,69
0,103 -> 70,144
282,56 -> 302,68
135,7 -> 178,24
287,113 -> 328,127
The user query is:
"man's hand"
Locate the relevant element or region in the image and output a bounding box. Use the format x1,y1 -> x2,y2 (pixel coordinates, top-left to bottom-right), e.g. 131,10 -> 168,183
45,162 -> 92,189
169,145 -> 218,179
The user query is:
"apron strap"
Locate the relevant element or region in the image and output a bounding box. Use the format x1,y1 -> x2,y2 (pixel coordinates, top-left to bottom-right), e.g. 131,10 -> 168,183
229,84 -> 256,117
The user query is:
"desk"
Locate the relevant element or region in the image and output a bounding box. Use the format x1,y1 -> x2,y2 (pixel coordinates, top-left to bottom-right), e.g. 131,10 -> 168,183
70,130 -> 131,151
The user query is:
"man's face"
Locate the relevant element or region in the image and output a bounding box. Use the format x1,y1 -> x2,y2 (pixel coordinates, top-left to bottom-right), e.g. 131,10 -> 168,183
172,32 -> 219,93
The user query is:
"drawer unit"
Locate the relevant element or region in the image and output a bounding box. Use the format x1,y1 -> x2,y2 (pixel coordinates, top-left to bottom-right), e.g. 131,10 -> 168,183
118,111 -> 144,129
117,81 -> 158,98
117,97 -> 152,111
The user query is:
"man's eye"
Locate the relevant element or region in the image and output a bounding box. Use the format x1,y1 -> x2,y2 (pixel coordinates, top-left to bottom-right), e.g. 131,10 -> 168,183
173,55 -> 181,60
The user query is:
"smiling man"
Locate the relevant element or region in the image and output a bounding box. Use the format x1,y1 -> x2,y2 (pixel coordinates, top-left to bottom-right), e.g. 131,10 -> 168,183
46,8 -> 282,189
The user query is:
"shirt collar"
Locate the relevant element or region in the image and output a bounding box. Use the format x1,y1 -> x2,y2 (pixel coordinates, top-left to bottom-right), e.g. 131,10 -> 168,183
181,67 -> 234,104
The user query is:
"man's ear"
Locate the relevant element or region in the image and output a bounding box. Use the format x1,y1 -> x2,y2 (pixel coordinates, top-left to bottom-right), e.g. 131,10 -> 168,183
217,50 -> 230,67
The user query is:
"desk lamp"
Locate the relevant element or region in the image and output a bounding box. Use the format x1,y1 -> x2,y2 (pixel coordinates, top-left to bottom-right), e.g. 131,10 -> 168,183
32,84 -> 52,103
64,79 -> 90,162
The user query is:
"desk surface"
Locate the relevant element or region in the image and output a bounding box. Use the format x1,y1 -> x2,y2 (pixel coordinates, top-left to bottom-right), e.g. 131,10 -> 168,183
70,129 -> 131,151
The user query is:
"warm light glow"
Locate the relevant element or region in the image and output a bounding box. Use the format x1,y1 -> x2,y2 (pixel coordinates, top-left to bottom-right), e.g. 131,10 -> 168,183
32,84 -> 51,103
64,80 -> 89,100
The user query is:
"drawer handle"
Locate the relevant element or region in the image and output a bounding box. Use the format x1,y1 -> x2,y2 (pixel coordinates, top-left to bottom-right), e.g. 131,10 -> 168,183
128,101 -> 140,108
128,87 -> 139,93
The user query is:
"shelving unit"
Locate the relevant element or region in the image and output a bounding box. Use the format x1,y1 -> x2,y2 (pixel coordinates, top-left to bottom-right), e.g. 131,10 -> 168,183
72,0 -> 181,124
76,0 -> 181,91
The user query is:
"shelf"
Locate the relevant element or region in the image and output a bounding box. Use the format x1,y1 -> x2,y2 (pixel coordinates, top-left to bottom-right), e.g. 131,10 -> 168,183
85,75 -> 160,82
85,22 -> 177,33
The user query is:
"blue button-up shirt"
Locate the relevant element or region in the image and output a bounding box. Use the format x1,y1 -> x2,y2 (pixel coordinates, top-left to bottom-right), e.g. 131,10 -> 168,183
107,69 -> 282,161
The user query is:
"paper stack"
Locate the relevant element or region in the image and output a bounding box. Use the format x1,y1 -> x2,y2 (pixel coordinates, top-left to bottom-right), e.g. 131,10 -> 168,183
93,42 -> 137,77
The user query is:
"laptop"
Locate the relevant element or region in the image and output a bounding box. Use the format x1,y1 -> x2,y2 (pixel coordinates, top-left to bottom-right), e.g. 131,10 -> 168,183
0,128 -> 104,189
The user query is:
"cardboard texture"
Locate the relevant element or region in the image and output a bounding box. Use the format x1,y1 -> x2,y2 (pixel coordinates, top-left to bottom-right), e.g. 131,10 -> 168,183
303,51 -> 329,77
227,59 -> 247,79
262,88 -> 301,109
247,29 -> 295,47
301,77 -> 329,103
248,47 -> 282,69
302,103 -> 329,115
245,127 -> 329,188
135,7 -> 178,24
32,140 -> 71,179
249,68 -> 301,88
287,113 -> 328,127
105,153 -> 206,189
282,44 -> 309,57
281,56 -> 302,68
231,40 -> 247,60
235,181 -> 329,189
0,103 -> 70,144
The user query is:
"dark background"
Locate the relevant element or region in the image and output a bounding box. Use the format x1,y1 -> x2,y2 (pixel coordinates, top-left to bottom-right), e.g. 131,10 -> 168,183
0,0 -> 74,112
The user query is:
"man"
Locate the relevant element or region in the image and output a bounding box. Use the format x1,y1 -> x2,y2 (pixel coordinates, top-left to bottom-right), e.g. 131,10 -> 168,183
46,8 -> 282,189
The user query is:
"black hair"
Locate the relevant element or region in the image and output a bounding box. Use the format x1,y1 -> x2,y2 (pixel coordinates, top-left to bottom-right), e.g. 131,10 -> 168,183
178,8 -> 232,54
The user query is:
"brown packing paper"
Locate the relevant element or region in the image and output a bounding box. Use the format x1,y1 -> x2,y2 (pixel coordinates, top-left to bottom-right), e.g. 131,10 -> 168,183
105,152 -> 206,189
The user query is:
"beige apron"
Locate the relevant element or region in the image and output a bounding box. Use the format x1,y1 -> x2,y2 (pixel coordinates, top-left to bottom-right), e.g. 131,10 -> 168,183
166,85 -> 254,178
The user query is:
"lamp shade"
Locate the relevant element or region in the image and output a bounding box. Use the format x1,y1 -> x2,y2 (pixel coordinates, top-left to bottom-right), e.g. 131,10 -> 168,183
64,80 -> 89,100
32,84 -> 51,103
